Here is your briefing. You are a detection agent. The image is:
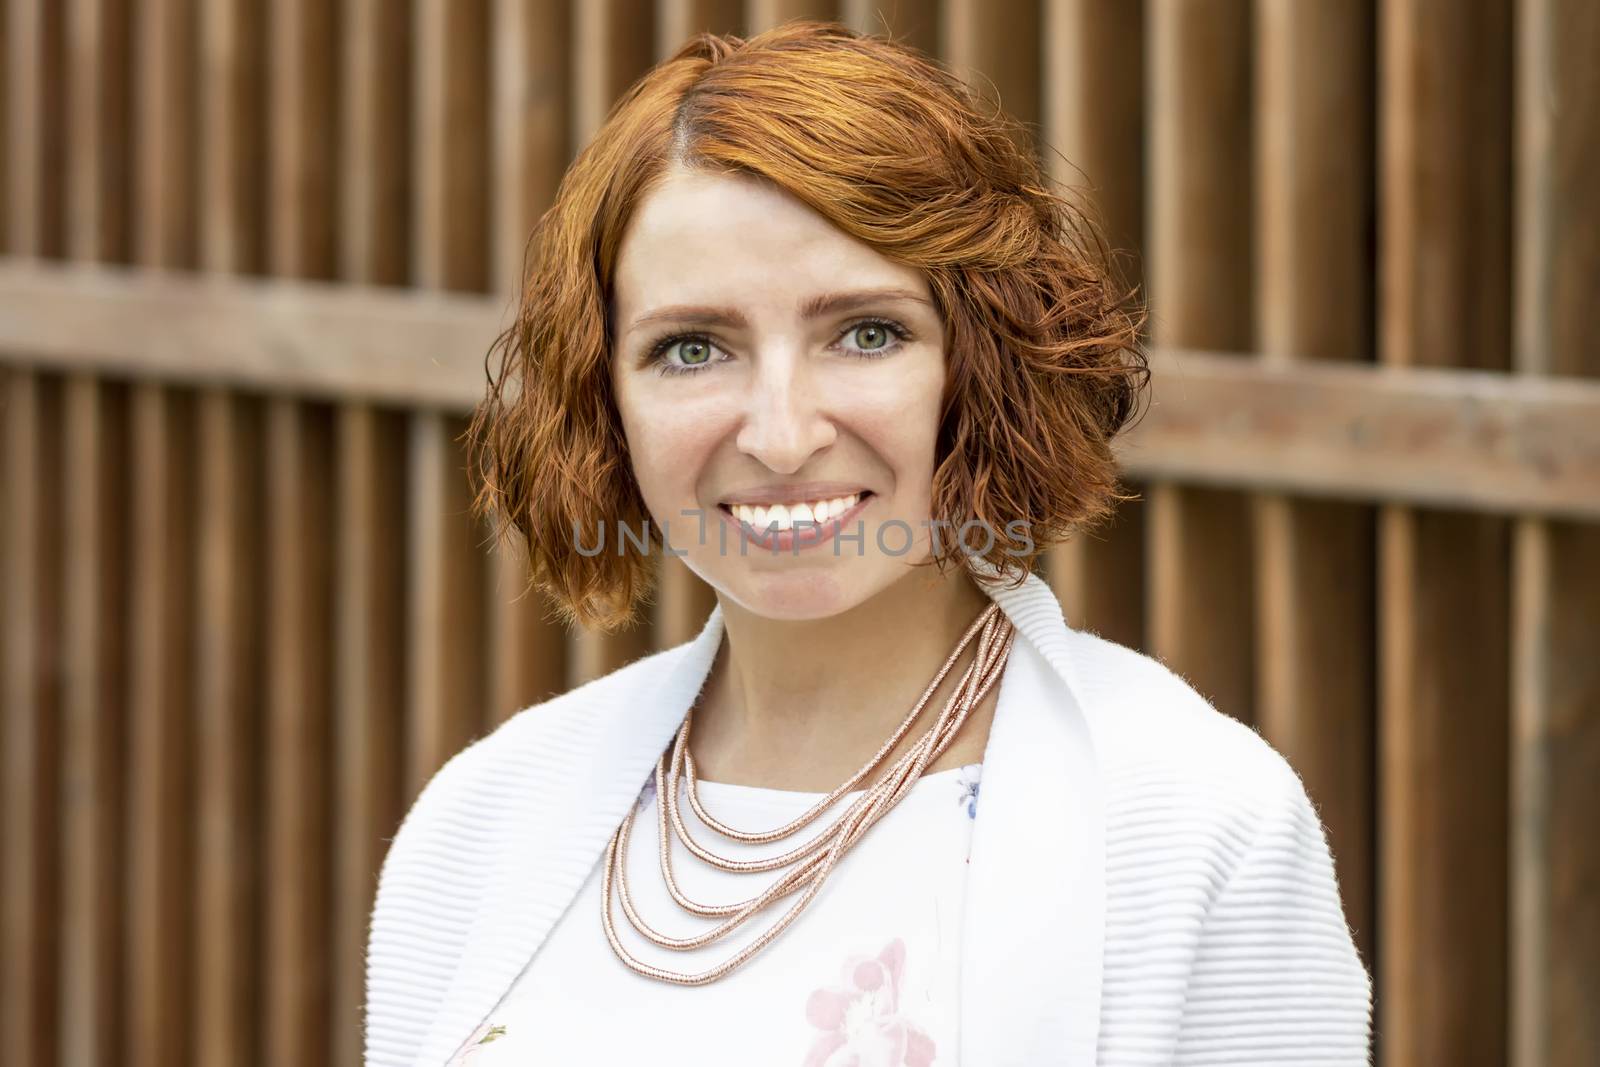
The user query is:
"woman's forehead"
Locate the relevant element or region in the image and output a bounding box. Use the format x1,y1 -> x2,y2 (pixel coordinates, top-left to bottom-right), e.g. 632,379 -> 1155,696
613,168 -> 931,323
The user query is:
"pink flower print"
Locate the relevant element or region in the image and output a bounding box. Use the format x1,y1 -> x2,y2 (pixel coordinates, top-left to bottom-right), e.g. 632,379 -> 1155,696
444,1019 -> 507,1065
802,937 -> 937,1067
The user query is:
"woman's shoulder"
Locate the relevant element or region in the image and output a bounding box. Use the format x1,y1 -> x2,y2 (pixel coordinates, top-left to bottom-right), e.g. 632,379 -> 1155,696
403,639 -> 691,820
1056,625 -> 1308,811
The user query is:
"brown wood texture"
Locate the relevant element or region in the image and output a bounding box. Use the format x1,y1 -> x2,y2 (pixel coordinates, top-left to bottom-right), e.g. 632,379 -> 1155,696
1146,0 -> 1255,725
264,400 -> 335,1067
484,0 -> 573,725
1379,1 -> 1514,1063
2,371 -> 63,1067
748,0 -> 837,32
199,0 -> 266,277
1041,0 -> 1145,647
943,0 -> 1038,132
332,405 -> 403,1067
1252,0 -> 1376,970
568,0 -> 657,683
67,0 -> 132,265
60,375 -> 128,1067
1511,1 -> 1600,1064
335,5 -> 411,1065
2,5 -> 1599,1065
408,0 -> 492,794
126,384 -> 195,1067
841,0 -> 937,51
3,265 -> 1600,518
193,388 -> 265,1067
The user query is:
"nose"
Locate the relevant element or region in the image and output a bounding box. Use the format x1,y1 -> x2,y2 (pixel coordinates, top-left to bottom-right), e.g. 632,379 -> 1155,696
733,347 -> 836,474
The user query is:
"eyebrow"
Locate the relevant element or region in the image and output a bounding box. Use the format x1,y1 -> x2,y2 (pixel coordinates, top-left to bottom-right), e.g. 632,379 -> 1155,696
625,287 -> 935,335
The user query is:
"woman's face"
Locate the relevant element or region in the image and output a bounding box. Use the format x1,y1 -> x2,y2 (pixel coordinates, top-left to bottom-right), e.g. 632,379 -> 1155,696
610,164 -> 948,620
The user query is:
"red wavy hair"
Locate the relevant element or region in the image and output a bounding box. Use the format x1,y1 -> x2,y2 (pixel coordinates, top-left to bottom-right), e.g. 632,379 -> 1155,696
468,20 -> 1147,633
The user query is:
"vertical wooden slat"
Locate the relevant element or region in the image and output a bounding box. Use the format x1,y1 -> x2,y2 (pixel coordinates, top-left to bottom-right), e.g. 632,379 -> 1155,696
60,5 -> 130,1060
129,3 -> 200,1063
3,372 -> 62,1067
60,376 -> 128,1067
482,0 -> 572,723
407,0 -> 494,790
199,0 -> 267,276
1042,0 -> 1146,648
6,0 -> 42,256
563,0 -> 658,685
264,402 -> 335,1067
840,0 -> 937,52
413,0 -> 488,294
266,5 -> 339,1067
337,3 -> 409,1064
341,0 -> 409,287
942,0 -> 1039,133
404,412 -> 489,794
126,384 -> 195,1067
658,0 -> 743,58
1144,0 -> 1255,724
195,5 -> 269,1063
270,0 -> 338,281
746,0 -> 837,32
492,0 -> 568,290
1379,1 -> 1513,1062
1251,0 -> 1376,970
572,0 -> 656,147
193,390 -> 265,1067
332,407 -> 403,1067
135,0 -> 197,269
1511,1 -> 1600,1063
67,0 -> 131,264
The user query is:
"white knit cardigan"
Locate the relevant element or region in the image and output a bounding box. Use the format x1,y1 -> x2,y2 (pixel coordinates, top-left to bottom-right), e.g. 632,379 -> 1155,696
364,565 -> 1374,1066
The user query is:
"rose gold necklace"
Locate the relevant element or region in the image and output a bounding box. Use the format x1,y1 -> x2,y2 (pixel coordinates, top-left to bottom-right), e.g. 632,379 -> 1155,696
600,601 -> 1016,985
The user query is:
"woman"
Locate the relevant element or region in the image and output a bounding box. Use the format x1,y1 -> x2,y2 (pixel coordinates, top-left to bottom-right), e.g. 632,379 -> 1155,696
365,22 -> 1372,1067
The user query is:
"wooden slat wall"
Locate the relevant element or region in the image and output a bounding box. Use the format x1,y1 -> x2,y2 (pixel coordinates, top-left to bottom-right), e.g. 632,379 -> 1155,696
1379,2 -> 1514,1063
1,4 -> 1597,1066
1511,2 -> 1600,1064
1253,0 -> 1376,971
60,4 -> 130,1067
1041,0 -> 1145,649
1145,0 -> 1256,725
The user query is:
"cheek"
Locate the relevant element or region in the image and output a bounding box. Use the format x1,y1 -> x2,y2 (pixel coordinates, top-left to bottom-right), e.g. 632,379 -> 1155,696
616,385 -> 729,505
838,358 -> 945,472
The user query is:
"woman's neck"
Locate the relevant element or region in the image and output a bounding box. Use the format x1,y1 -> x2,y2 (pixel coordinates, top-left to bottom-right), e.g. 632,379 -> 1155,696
687,566 -> 1002,792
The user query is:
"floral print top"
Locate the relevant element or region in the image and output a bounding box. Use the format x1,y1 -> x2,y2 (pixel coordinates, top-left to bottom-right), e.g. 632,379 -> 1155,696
445,762 -> 984,1066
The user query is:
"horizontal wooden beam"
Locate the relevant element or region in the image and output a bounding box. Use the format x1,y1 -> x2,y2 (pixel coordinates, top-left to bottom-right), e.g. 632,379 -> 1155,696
1126,349 -> 1600,520
2,260 -> 1598,520
0,260 -> 503,411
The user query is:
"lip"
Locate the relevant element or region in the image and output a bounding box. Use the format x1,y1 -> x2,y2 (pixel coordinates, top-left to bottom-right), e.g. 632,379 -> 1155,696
718,482 -> 872,508
717,492 -> 874,554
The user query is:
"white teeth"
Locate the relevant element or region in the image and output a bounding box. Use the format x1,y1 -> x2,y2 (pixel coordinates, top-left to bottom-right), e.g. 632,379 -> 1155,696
729,492 -> 861,531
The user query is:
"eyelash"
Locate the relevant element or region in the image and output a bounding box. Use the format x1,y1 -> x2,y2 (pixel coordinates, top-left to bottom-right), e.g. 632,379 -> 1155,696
645,317 -> 913,377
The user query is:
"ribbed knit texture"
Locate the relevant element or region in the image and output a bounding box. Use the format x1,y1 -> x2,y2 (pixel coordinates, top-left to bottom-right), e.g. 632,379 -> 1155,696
364,571 -> 1373,1066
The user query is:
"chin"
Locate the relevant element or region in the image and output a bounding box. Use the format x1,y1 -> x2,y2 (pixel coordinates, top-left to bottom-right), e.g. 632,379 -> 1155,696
688,550 -> 931,622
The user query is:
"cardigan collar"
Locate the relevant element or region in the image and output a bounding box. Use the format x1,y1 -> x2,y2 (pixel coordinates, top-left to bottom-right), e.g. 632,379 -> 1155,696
417,562 -> 1106,1066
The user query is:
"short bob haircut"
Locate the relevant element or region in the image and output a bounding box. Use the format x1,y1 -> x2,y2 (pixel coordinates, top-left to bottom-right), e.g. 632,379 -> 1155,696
469,20 -> 1147,634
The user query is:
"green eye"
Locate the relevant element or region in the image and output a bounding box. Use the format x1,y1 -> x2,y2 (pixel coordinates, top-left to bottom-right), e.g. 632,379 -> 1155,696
674,339 -> 712,365
852,324 -> 890,350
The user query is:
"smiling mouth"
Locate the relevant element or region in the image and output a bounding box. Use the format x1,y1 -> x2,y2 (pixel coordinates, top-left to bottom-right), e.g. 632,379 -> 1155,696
717,490 -> 875,532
